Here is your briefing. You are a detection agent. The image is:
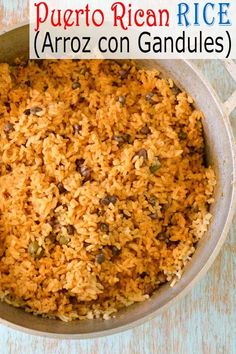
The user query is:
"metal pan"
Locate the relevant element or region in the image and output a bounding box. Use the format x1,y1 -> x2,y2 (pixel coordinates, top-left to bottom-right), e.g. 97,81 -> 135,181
0,23 -> 235,339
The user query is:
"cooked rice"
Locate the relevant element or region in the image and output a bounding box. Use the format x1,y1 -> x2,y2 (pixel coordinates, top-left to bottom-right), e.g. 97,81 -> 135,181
0,59 -> 216,321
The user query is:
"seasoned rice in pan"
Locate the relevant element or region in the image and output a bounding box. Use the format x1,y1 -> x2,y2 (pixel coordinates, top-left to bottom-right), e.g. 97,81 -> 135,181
0,60 -> 216,321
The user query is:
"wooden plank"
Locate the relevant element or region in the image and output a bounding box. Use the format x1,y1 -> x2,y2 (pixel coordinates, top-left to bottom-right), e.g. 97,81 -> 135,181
0,0 -> 28,31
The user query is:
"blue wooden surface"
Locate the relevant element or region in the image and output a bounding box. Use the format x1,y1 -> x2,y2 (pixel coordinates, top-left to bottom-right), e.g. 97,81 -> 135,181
0,2 -> 235,353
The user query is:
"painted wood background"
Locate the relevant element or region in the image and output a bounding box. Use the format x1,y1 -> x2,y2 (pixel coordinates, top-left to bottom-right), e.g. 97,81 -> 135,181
0,1 -> 235,353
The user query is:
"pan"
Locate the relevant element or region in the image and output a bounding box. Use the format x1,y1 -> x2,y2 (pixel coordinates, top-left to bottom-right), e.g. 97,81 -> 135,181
0,23 -> 235,339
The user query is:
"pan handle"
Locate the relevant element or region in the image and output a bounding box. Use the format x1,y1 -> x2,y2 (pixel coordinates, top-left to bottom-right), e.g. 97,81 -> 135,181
222,60 -> 236,115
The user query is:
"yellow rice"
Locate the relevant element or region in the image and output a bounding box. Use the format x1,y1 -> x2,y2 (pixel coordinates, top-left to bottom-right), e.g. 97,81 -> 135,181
0,59 -> 216,321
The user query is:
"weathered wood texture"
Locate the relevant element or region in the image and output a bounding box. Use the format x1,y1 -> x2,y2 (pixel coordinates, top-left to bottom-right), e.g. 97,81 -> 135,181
0,2 -> 235,353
